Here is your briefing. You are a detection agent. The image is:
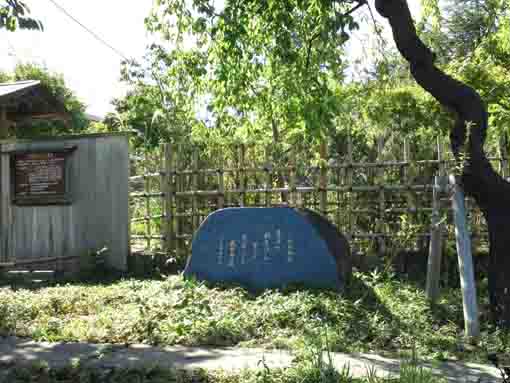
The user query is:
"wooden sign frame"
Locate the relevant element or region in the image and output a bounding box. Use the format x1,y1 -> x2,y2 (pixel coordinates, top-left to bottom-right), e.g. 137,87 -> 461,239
10,147 -> 76,206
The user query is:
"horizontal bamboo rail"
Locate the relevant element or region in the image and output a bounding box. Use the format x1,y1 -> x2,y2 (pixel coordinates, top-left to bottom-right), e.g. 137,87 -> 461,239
129,136 -> 508,258
129,156 -> 509,178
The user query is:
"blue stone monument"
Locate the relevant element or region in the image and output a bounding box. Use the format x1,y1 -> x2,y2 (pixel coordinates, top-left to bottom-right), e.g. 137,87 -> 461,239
184,207 -> 351,291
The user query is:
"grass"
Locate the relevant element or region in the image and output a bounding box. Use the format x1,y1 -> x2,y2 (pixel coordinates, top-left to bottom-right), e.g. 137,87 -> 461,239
0,365 -> 447,383
0,356 -> 448,383
0,271 -> 508,363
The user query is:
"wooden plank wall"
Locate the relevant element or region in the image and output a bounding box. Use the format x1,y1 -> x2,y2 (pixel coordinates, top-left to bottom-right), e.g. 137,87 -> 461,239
0,134 -> 129,270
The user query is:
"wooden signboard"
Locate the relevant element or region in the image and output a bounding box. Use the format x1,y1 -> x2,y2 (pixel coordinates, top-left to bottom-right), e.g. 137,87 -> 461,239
11,149 -> 73,205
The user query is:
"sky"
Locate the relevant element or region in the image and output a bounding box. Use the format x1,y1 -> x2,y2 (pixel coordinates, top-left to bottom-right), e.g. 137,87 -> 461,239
0,0 -> 421,119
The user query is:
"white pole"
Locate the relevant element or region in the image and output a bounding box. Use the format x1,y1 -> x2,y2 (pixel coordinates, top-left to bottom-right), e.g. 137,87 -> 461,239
449,175 -> 480,339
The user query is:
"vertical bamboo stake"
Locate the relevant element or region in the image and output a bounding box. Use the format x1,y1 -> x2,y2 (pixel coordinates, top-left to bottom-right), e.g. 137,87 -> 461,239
240,145 -> 247,207
376,136 -> 386,256
217,149 -> 225,210
403,138 -> 415,212
192,150 -> 199,235
426,138 -> 445,301
449,175 -> 480,339
175,145 -> 183,262
426,176 -> 444,302
438,136 -> 450,285
144,151 -> 152,250
160,144 -> 166,250
164,144 -> 174,259
500,133 -> 509,180
160,144 -> 165,248
346,136 -> 354,238
437,136 -> 446,178
319,140 -> 328,217
336,165 -> 341,229
289,147 -> 297,207
265,146 -> 272,207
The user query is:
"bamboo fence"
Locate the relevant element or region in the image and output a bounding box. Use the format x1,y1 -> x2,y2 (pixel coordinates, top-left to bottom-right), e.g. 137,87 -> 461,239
129,135 -> 510,261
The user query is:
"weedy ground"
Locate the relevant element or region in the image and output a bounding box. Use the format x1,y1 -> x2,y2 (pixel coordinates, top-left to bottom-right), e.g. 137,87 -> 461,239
0,271 -> 508,363
0,356 -> 447,383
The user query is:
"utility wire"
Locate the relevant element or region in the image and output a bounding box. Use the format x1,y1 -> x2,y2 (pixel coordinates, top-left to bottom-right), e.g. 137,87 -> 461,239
46,0 -> 131,62
7,39 -> 19,59
45,0 -> 176,130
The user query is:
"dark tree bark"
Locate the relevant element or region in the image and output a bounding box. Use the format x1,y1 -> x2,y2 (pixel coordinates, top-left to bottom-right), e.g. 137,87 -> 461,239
375,0 -> 510,326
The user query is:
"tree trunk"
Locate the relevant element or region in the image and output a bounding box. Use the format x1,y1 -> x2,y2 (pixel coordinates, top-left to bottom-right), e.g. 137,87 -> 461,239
375,0 -> 510,326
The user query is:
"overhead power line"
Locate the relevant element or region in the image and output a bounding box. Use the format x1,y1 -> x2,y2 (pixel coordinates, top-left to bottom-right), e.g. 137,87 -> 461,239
46,0 -> 131,62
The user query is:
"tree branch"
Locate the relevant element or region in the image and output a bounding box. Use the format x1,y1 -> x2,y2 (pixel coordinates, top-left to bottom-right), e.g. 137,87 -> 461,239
305,0 -> 367,69
374,0 -> 505,208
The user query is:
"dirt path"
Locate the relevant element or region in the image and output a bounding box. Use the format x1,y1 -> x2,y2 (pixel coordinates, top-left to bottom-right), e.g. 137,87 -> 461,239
0,336 -> 502,382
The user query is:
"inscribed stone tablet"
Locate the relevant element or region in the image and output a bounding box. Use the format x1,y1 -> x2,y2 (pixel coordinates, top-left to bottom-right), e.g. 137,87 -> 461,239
184,207 -> 351,291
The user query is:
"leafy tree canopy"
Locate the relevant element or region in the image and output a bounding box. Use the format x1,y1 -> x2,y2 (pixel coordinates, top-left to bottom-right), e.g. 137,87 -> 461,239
0,0 -> 42,31
112,0 -> 368,149
0,63 -> 89,138
112,0 -> 510,163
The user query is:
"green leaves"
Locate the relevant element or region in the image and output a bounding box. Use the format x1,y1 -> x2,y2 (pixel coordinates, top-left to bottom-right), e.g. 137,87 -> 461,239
0,0 -> 43,31
0,63 -> 88,138
119,0 -> 363,149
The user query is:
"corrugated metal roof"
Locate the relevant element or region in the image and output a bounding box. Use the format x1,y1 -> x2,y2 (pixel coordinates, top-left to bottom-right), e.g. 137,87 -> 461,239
0,80 -> 41,99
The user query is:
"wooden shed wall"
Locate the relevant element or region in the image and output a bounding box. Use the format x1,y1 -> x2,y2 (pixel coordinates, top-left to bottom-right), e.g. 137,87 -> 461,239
0,134 -> 129,270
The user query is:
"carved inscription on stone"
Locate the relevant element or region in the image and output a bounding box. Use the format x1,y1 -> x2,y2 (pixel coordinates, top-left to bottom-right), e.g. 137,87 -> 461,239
185,207 -> 348,291
216,228 -> 296,269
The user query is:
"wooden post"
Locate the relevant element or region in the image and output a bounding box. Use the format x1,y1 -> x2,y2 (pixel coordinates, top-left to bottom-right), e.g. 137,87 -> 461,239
0,106 -> 9,140
289,148 -> 297,207
376,136 -> 386,256
499,133 -> 509,180
239,145 -> 247,207
0,147 -> 12,262
426,138 -> 446,301
336,165 -> 341,229
319,140 -> 328,217
265,146 -> 272,207
403,138 -> 415,211
346,136 -> 354,238
192,150 -> 199,234
449,175 -> 480,339
144,151 -> 152,250
426,176 -> 443,302
175,145 -> 183,262
217,149 -> 225,210
437,136 -> 448,185
164,144 -> 174,258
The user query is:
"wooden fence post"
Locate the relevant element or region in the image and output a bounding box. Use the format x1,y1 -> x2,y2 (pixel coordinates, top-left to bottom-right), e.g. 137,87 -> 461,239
450,174 -> 480,339
239,145 -> 247,207
265,146 -> 272,207
346,136 -> 354,239
0,106 -> 9,139
192,150 -> 199,235
289,148 -> 297,207
144,151 -> 152,250
217,149 -> 225,210
319,140 -> 328,217
175,145 -> 183,262
336,163 -> 341,229
376,136 -> 386,256
426,175 -> 443,302
403,138 -> 415,212
164,144 -> 174,259
500,133 -> 509,180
